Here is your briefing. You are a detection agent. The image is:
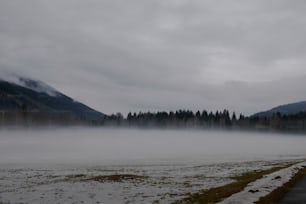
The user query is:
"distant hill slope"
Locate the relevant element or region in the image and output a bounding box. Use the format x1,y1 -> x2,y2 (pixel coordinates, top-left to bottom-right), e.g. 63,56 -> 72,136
252,101 -> 306,117
0,77 -> 106,125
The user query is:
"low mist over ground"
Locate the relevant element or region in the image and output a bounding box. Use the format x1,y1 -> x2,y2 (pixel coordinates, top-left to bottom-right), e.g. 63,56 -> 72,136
1,128 -> 306,165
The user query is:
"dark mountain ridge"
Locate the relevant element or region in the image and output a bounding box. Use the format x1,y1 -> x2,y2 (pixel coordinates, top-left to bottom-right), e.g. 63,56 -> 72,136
0,77 -> 106,125
252,101 -> 306,118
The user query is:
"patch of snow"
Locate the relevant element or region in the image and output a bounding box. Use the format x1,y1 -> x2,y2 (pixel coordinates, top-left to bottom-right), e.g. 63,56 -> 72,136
0,160 -> 301,204
218,161 -> 306,204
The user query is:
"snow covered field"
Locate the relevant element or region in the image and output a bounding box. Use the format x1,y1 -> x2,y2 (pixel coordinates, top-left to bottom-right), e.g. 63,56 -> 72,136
1,128 -> 306,203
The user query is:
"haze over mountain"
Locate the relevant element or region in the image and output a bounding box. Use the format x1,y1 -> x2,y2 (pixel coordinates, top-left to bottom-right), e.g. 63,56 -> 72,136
0,76 -> 106,125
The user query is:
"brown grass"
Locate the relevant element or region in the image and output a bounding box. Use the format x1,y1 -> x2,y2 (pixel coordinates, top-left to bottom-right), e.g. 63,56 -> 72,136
65,174 -> 148,183
173,163 -> 295,204
84,174 -> 148,182
256,165 -> 306,204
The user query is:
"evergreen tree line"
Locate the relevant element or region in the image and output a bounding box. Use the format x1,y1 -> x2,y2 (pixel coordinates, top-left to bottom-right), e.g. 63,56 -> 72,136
105,109 -> 235,128
104,109 -> 306,132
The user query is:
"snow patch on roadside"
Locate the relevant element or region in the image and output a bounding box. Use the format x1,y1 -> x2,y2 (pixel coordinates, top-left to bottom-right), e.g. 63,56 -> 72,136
218,161 -> 306,204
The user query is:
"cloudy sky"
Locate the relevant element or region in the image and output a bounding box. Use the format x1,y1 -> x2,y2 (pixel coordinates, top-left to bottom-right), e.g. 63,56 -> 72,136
1,0 -> 306,115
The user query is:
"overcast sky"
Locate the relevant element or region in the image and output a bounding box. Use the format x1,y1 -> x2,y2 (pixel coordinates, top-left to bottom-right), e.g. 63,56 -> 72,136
1,0 -> 306,115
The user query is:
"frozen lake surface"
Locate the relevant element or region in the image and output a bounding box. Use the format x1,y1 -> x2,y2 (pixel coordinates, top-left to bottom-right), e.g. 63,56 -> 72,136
0,128 -> 306,203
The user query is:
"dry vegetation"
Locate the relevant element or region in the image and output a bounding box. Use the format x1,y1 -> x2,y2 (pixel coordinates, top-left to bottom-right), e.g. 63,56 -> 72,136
174,163 -> 295,204
256,165 -> 306,204
65,174 -> 148,183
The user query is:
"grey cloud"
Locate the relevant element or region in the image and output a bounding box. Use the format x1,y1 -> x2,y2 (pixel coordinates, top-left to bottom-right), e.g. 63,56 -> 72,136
1,0 -> 306,115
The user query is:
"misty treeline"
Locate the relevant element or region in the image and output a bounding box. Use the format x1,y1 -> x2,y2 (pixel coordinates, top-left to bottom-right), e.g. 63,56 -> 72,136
106,110 -> 234,128
2,107 -> 306,133
104,109 -> 306,132
0,110 -> 84,126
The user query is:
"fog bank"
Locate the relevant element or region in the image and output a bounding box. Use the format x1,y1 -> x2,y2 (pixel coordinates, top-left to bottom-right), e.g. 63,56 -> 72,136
0,128 -> 305,165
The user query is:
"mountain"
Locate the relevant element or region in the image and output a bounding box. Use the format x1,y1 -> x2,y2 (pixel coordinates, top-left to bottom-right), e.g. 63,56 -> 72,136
252,101 -> 306,118
0,77 -> 106,125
